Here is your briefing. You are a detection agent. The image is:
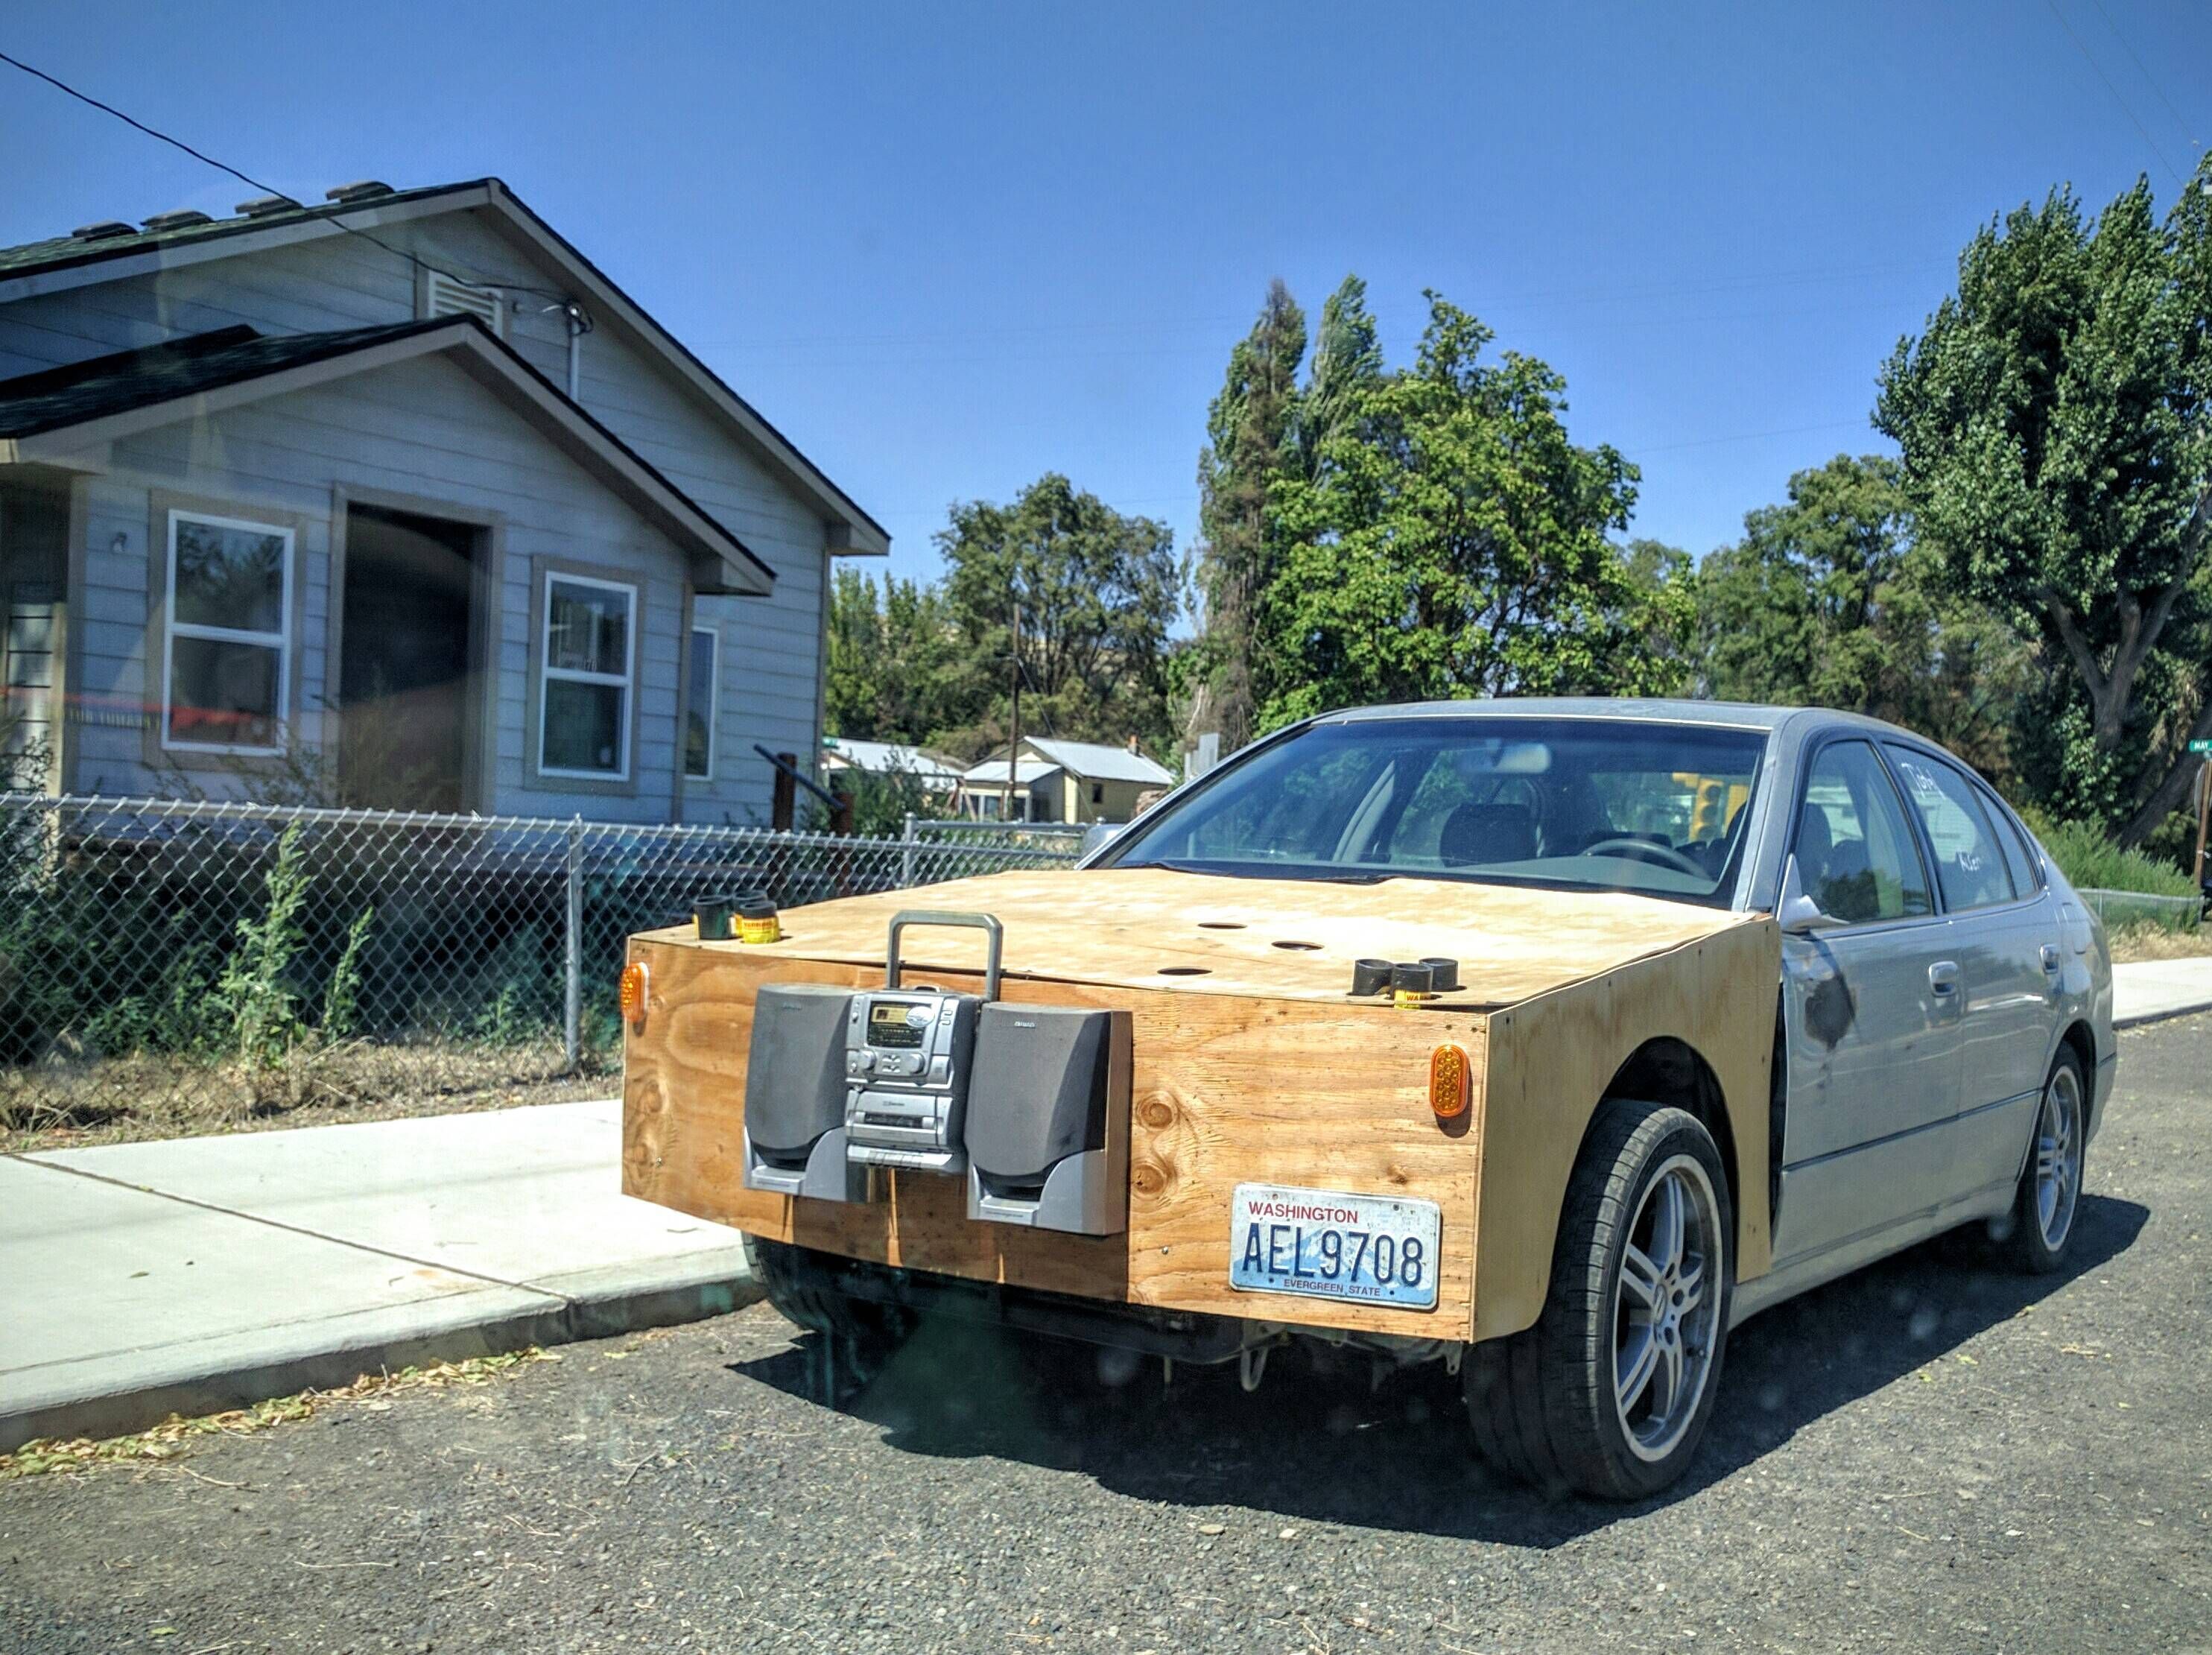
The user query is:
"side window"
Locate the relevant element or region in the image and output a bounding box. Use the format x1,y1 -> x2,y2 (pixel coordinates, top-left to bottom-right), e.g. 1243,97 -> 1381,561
1886,747 -> 2018,911
1984,789 -> 2041,894
1796,741 -> 1933,923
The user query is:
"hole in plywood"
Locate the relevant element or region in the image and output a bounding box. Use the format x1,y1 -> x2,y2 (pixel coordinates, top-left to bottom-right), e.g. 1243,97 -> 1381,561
1272,940 -> 1322,951
1197,921 -> 1245,930
1158,966 -> 1212,976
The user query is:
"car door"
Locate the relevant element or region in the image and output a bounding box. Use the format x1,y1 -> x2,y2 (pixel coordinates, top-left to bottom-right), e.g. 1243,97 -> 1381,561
1882,744 -> 2056,1203
1772,738 -> 1965,1265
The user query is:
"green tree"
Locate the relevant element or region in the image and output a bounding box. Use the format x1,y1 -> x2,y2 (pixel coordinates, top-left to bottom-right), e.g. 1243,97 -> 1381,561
938,474 -> 1182,756
1696,454 -> 2028,780
824,568 -> 965,746
1252,292 -> 1680,728
1875,164 -> 2212,838
1193,280 -> 1306,753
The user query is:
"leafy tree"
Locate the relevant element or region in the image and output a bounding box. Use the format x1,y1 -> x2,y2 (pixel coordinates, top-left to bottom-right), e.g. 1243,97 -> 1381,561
938,474 -> 1182,756
824,568 -> 964,747
1192,281 -> 1306,753
1252,292 -> 1682,728
1621,538 -> 1700,697
1875,163 -> 2212,838
1694,455 -> 2029,778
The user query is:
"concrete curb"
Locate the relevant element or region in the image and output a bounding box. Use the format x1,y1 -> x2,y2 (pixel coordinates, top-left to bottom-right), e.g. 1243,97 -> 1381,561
2114,997 -> 2212,1031
1,1266 -> 761,1452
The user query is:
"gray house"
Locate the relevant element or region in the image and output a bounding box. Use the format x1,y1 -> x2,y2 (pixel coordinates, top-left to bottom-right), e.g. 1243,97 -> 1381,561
0,178 -> 887,823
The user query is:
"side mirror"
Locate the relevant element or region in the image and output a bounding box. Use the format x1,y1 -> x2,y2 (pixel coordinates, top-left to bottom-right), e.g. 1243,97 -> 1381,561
1777,853 -> 1845,934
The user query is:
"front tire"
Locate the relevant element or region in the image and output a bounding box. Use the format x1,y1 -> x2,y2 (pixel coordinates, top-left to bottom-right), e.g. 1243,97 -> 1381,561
1465,1100 -> 1734,1501
744,1235 -> 910,1353
2001,1049 -> 2086,1274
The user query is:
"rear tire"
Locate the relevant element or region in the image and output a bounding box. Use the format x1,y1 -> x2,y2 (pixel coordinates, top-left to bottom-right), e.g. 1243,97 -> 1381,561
2001,1049 -> 2086,1274
1465,1099 -> 1734,1501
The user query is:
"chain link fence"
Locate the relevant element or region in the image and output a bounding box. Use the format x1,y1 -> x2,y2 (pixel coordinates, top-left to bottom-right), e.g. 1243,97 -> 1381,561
0,794 -> 1079,1139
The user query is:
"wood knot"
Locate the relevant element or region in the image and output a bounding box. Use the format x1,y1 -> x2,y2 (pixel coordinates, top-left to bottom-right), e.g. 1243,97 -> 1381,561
1135,1092 -> 1179,1132
1130,1158 -> 1173,1202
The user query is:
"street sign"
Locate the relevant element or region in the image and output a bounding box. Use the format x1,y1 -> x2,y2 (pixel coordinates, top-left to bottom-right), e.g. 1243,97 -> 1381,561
2192,738 -> 2212,754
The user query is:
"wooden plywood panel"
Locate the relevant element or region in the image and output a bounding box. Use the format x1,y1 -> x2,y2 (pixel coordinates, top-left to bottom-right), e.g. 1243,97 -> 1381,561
1471,919 -> 1780,1342
632,866 -> 1761,1009
622,934 -> 1490,1338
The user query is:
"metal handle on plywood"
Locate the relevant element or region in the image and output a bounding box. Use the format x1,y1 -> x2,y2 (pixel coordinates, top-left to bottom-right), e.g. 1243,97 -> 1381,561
886,910 -> 1003,1001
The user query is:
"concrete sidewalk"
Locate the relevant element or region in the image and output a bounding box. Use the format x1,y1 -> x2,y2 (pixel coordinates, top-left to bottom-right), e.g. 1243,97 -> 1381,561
2113,956 -> 2212,1028
0,1101 -> 755,1452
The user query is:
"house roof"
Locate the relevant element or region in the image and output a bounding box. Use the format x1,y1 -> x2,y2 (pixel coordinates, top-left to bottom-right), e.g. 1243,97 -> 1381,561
0,178 -> 888,554
0,316 -> 775,595
960,759 -> 1059,787
822,738 -> 963,782
1021,738 -> 1175,785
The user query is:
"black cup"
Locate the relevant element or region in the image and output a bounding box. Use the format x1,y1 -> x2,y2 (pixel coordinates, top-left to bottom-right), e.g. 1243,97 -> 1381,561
1351,958 -> 1393,996
694,895 -> 738,941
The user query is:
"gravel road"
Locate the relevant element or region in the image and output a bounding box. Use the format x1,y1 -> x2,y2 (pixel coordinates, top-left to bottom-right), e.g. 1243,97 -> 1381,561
4,1019 -> 2208,1654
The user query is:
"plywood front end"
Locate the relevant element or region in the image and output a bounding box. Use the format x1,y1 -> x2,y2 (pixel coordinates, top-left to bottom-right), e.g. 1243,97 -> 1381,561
621,870 -> 1779,1345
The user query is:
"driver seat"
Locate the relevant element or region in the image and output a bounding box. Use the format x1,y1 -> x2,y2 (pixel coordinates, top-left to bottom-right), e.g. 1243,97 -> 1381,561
1439,802 -> 1538,865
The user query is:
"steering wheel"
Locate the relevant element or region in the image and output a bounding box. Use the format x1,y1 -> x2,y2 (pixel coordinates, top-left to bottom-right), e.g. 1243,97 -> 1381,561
1582,836 -> 1708,879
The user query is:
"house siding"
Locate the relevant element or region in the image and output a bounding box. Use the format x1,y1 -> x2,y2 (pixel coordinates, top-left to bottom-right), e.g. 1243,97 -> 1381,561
66,352 -> 692,823
0,203 -> 842,823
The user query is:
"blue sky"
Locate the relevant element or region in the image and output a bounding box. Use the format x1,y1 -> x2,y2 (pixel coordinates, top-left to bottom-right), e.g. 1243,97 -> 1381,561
6,1 -> 2208,599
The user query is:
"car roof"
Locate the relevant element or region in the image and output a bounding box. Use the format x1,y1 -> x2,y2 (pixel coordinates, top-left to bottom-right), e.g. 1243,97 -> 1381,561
1317,697 -> 1924,741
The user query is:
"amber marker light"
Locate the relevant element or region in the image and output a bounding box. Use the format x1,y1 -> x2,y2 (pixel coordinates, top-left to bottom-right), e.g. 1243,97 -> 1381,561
619,960 -> 650,1027
1429,1042 -> 1471,1122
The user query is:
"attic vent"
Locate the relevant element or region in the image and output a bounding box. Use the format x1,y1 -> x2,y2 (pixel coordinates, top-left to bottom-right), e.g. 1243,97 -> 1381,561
421,268 -> 507,338
142,209 -> 213,232
69,221 -> 136,241
235,194 -> 301,218
325,180 -> 395,204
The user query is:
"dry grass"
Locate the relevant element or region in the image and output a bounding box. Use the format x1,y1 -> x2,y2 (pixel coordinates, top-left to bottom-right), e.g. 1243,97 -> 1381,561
0,1349 -> 558,1483
2107,920 -> 2212,963
0,1037 -> 612,1154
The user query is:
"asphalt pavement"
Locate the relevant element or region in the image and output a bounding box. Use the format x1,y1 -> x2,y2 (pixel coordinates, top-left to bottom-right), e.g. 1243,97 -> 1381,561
3,1016 -> 2208,1654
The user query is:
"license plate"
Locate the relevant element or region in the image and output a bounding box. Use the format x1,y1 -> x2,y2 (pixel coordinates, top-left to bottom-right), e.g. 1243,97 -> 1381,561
1229,1183 -> 1440,1311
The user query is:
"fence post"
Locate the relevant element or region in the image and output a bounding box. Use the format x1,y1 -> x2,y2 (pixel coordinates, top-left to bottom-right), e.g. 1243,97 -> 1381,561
901,812 -> 918,887
564,816 -> 584,1073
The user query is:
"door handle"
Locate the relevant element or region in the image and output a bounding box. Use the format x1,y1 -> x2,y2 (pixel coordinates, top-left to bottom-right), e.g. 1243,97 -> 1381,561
1928,960 -> 1960,997
2040,943 -> 2062,973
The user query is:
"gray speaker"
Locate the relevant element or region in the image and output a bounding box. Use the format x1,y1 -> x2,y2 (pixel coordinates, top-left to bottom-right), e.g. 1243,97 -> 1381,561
744,984 -> 865,1201
963,1004 -> 1127,1234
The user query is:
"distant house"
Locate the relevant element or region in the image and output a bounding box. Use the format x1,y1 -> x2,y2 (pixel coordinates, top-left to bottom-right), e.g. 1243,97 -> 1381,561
956,736 -> 1173,823
821,736 -> 963,800
0,178 -> 887,821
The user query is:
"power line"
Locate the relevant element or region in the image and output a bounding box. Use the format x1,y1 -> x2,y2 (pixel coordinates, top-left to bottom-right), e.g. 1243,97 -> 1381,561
2042,0 -> 2188,188
0,45 -> 574,303
2085,0 -> 2202,159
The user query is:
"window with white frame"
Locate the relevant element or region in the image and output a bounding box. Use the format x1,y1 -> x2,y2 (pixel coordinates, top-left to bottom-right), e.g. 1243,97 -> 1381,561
538,572 -> 636,779
162,510 -> 291,753
684,624 -> 717,779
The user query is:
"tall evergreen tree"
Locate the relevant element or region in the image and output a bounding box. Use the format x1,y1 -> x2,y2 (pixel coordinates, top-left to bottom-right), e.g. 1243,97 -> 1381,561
1299,275 -> 1384,468
1194,281 -> 1306,753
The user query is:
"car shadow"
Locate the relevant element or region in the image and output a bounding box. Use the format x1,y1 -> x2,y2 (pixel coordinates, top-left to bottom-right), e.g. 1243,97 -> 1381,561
726,1192 -> 2148,1546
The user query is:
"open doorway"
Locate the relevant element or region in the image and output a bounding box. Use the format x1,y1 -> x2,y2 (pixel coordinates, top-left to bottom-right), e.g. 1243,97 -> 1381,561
338,504 -> 484,812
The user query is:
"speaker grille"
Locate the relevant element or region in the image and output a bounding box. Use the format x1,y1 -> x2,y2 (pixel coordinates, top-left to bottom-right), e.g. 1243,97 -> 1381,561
965,1004 -> 1110,1185
744,984 -> 852,1162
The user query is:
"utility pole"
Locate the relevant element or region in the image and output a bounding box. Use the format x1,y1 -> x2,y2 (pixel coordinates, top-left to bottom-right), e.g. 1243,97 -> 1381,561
2196,759 -> 2210,895
2190,739 -> 2212,896
1003,587 -> 1023,823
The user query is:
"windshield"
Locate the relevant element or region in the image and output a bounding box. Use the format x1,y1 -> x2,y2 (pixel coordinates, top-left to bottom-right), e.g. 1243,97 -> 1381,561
1103,715 -> 1768,905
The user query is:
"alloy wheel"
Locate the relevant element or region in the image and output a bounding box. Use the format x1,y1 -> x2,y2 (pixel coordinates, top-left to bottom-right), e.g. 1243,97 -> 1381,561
1613,1155 -> 1724,1464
